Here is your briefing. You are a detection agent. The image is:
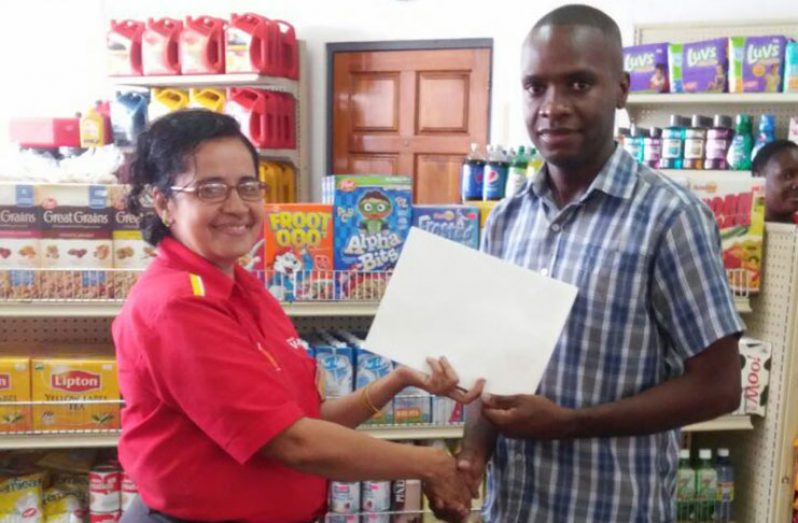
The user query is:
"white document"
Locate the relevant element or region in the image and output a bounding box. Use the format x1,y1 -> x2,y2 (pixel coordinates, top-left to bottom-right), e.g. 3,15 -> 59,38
364,228 -> 578,396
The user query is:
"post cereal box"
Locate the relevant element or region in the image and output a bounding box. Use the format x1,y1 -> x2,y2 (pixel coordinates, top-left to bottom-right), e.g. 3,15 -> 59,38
729,35 -> 787,93
0,357 -> 31,433
263,204 -> 334,302
623,43 -> 670,93
412,205 -> 479,249
323,175 -> 412,272
36,184 -> 112,299
688,174 -> 765,292
108,185 -> 154,298
0,184 -> 40,299
31,357 -> 120,432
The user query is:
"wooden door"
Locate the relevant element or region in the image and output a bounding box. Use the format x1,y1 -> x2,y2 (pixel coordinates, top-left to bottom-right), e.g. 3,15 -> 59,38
332,47 -> 491,204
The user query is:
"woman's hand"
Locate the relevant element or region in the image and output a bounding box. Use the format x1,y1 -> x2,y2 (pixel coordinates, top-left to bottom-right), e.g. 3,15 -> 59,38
395,357 -> 485,404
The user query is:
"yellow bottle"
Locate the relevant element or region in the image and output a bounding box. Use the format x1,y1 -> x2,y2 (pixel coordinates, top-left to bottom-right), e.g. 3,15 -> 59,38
259,161 -> 281,203
189,88 -> 226,113
280,163 -> 296,203
79,103 -> 108,148
149,88 -> 189,122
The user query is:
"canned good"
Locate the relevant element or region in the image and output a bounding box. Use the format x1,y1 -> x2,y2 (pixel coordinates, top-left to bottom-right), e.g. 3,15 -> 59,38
90,511 -> 121,523
326,515 -> 358,523
89,465 -> 121,513
361,480 -> 391,512
121,472 -> 137,512
328,481 -> 360,513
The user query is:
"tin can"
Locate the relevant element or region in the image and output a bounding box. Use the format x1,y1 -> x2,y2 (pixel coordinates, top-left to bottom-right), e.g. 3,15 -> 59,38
121,472 -> 138,512
361,480 -> 391,512
328,481 -> 360,513
89,465 -> 121,513
90,511 -> 121,523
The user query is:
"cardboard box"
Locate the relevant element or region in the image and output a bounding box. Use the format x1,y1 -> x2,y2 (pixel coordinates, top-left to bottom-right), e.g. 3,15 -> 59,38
669,38 -> 728,93
0,357 -> 31,433
0,183 -> 41,299
411,205 -> 480,249
623,43 -> 670,92
729,35 -> 787,93
733,337 -> 771,416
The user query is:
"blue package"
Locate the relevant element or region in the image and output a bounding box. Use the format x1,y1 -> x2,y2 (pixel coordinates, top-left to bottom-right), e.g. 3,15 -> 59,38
312,334 -> 354,399
411,205 -> 480,249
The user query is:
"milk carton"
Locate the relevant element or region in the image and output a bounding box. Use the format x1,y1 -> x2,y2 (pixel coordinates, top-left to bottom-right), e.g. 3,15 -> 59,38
0,184 -> 40,299
312,334 -> 354,400
31,356 -> 120,431
0,357 -> 31,433
37,184 -> 112,299
734,337 -> 771,416
355,348 -> 393,425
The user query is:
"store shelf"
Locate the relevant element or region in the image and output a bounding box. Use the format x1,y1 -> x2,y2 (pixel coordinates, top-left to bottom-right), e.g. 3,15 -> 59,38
627,93 -> 798,106
682,414 -> 753,432
0,432 -> 120,450
282,301 -> 380,317
359,424 -> 464,440
110,73 -> 298,97
257,148 -> 299,165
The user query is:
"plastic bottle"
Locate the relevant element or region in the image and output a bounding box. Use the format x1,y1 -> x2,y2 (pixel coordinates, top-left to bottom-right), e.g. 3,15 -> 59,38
616,127 -> 630,148
705,115 -> 734,170
525,147 -> 544,180
751,113 -> 777,162
696,449 -> 717,522
643,127 -> 663,168
727,114 -> 754,171
483,145 -> 509,201
683,115 -> 713,170
625,125 -> 646,163
659,115 -> 689,170
460,143 -> 485,202
676,449 -> 696,522
505,146 -> 529,196
714,448 -> 734,523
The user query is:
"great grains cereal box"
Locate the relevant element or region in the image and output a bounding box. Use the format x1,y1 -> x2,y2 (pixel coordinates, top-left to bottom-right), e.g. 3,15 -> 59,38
31,356 -> 120,432
323,175 -> 412,272
0,357 -> 31,433
411,205 -> 479,249
0,184 -> 40,300
688,174 -> 765,293
36,184 -> 112,299
263,204 -> 334,302
729,35 -> 787,93
109,185 -> 154,299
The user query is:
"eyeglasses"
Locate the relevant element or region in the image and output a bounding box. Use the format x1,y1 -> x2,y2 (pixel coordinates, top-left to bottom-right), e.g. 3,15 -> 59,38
171,180 -> 267,203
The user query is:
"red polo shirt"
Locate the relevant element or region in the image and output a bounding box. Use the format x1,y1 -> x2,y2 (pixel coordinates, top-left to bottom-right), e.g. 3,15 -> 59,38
112,237 -> 326,522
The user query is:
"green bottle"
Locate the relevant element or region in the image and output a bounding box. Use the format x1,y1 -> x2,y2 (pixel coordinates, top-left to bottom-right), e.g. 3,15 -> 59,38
676,449 -> 696,522
505,146 -> 529,196
696,449 -> 717,522
727,114 -> 754,171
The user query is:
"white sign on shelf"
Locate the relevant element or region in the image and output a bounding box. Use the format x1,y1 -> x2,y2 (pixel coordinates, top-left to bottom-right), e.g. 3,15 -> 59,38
365,228 -> 578,396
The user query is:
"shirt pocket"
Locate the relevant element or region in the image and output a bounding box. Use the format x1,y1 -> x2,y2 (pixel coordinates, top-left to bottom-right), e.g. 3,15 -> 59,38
577,246 -> 651,317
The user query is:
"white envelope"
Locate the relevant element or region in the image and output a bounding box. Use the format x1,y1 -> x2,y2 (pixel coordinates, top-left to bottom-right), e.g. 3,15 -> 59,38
365,227 -> 578,396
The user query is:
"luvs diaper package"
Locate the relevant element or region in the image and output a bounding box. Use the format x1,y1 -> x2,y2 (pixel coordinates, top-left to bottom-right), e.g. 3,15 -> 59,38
729,35 -> 787,93
669,38 -> 728,93
623,43 -> 669,93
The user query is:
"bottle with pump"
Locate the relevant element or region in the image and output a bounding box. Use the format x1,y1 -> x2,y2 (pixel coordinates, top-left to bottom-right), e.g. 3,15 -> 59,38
727,114 -> 754,171
460,143 -> 485,202
705,115 -> 734,170
660,115 -> 689,170
751,113 -> 776,162
683,115 -> 713,170
505,146 -> 529,197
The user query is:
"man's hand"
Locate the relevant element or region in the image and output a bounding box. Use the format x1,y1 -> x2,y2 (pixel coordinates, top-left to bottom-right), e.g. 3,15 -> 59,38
482,393 -> 577,440
422,449 -> 472,522
456,447 -> 486,499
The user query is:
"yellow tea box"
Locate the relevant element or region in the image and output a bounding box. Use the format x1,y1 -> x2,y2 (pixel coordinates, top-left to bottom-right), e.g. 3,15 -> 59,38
0,357 -> 31,433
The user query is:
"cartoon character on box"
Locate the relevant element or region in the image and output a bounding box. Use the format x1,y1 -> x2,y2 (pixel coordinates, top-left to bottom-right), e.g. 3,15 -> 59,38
358,191 -> 393,233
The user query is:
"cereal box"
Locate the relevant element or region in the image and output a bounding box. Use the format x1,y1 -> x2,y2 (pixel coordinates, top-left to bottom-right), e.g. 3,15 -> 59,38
31,356 -> 120,432
262,204 -> 334,302
37,184 -> 112,299
471,200 -> 498,231
733,337 -> 771,416
0,183 -> 40,300
109,185 -> 153,299
729,35 -> 787,93
669,38 -> 728,93
411,205 -> 479,249
0,357 -> 31,433
323,176 -> 412,272
623,43 -> 670,93
688,174 -> 765,293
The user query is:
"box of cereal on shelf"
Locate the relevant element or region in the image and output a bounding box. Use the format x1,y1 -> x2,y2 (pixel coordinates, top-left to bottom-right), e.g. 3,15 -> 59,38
323,175 -> 412,272
109,185 -> 154,298
0,183 -> 40,299
263,203 -> 334,302
411,205 -> 480,249
688,174 -> 765,292
31,356 -> 120,432
36,184 -> 113,299
0,357 -> 31,432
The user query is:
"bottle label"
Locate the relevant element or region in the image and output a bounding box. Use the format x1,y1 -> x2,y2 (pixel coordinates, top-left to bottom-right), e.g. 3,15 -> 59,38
676,469 -> 696,500
662,138 -> 683,159
684,139 -> 705,160
706,139 -> 729,160
643,141 -> 662,161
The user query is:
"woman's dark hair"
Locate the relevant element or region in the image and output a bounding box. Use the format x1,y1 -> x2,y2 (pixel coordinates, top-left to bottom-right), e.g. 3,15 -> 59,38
752,139 -> 798,178
126,109 -> 259,245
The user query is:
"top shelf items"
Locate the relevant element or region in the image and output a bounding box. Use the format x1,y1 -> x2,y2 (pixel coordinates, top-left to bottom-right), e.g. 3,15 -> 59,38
627,93 -> 798,105
110,74 -> 299,98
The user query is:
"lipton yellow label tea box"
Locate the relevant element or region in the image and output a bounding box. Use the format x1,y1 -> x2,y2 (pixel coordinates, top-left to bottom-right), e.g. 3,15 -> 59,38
31,357 -> 119,431
0,357 -> 31,432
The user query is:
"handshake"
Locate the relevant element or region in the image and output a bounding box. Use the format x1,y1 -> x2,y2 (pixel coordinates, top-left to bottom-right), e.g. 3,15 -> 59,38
421,446 -> 486,522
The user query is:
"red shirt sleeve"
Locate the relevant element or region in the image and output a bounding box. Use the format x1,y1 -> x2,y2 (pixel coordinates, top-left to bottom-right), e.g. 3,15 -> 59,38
140,296 -> 305,464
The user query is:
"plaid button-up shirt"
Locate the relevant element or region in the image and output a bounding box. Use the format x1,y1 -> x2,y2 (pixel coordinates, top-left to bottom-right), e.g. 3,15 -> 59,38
481,146 -> 744,522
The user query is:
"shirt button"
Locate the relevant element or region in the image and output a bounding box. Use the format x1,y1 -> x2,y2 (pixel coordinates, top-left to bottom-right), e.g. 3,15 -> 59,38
540,268 -> 549,277
551,223 -> 561,232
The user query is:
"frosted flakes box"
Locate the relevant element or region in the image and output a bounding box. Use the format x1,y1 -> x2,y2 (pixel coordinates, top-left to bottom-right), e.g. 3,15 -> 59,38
690,175 -> 764,292
31,356 -> 120,432
669,38 -> 728,93
323,176 -> 412,272
36,184 -> 112,299
623,43 -> 669,93
0,184 -> 40,300
411,205 -> 479,249
0,357 -> 31,433
262,204 -> 334,302
729,35 -> 787,93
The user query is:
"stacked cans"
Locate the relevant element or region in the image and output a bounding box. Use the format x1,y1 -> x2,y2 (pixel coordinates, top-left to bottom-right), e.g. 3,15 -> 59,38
89,464 -> 138,522
327,480 -> 393,522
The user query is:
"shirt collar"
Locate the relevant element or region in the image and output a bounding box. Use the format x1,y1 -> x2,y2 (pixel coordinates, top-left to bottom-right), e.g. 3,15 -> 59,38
157,237 -> 237,298
528,144 -> 637,202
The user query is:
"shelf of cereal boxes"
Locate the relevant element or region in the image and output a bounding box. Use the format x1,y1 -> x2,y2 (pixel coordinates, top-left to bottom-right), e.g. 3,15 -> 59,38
0,415 -> 754,450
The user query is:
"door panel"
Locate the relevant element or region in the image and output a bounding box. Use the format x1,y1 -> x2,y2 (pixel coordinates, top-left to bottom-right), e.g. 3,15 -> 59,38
332,46 -> 490,203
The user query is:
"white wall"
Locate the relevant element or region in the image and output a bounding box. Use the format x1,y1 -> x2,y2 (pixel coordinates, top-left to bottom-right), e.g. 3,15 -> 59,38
1,0 -> 795,199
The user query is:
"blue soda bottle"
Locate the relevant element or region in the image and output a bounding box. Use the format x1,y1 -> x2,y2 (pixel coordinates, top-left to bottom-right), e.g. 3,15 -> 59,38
460,142 -> 485,201
483,145 -> 509,201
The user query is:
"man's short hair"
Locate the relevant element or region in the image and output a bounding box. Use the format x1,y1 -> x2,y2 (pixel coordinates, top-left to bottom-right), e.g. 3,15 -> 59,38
752,140 -> 798,177
533,4 -> 622,49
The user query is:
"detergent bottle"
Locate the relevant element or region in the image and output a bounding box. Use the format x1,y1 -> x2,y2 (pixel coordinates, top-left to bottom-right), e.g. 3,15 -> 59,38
180,16 -> 226,74
189,88 -> 226,113
148,88 -> 189,122
107,20 -> 144,76
142,17 -> 183,75
225,13 -> 279,75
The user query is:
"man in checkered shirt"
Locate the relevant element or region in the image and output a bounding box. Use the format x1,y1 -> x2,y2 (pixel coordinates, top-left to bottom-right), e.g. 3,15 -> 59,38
434,5 -> 745,522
